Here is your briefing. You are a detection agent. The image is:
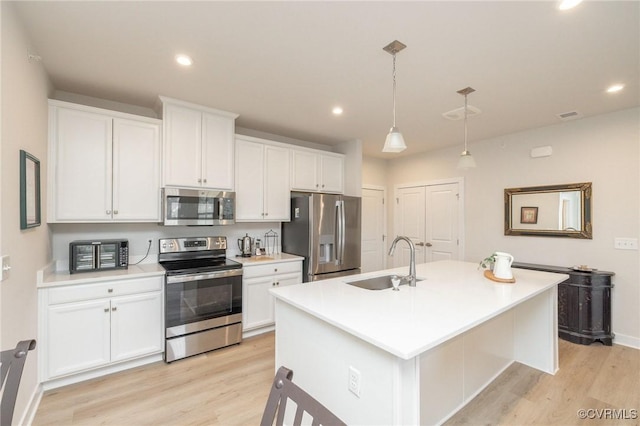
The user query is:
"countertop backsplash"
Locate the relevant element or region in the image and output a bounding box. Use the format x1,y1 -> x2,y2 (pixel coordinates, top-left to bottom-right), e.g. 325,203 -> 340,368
50,222 -> 283,272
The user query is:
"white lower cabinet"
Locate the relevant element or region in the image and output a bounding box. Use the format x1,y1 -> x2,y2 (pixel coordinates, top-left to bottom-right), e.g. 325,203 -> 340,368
39,275 -> 163,385
242,261 -> 302,332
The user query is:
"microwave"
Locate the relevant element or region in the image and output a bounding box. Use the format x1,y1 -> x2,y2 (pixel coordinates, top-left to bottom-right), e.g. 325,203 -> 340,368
69,239 -> 129,274
162,188 -> 235,226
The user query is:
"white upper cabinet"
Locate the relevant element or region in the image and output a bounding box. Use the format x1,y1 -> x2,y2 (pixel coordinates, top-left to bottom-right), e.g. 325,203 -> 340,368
160,97 -> 238,190
290,148 -> 344,193
48,100 -> 161,223
235,135 -> 290,222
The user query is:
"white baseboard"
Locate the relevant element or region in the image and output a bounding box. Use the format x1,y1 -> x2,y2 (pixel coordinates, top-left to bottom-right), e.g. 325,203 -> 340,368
18,383 -> 43,426
614,332 -> 640,349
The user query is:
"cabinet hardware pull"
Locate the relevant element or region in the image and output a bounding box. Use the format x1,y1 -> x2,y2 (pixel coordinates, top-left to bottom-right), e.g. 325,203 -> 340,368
104,308 -> 109,312
112,307 -> 117,311
426,242 -> 433,247
108,288 -> 113,293
274,268 -> 278,272
197,178 -> 202,183
113,210 -> 118,215
203,179 -> 207,183
106,210 -> 111,215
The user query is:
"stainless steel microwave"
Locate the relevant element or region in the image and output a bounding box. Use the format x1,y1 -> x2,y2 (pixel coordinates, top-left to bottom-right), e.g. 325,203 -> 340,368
69,239 -> 129,274
162,188 -> 235,226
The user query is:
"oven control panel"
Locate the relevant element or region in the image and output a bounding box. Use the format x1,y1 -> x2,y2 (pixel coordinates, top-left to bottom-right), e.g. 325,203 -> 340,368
159,237 -> 227,253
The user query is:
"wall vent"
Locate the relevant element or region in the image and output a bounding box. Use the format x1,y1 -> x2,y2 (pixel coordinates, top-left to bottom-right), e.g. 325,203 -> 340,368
442,105 -> 482,121
556,110 -> 582,121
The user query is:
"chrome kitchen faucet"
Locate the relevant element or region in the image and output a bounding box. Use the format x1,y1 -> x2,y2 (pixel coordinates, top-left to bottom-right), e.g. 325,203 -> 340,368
388,236 -> 417,287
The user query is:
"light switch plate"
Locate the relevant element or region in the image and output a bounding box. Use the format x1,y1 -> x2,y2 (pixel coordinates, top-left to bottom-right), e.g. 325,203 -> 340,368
614,238 -> 638,250
1,255 -> 10,281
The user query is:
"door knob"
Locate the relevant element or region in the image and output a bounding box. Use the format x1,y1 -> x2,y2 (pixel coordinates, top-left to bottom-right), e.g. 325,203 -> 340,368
426,242 -> 433,247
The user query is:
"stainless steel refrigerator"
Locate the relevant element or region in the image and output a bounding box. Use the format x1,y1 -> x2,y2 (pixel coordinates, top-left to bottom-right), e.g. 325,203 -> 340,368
282,192 -> 361,282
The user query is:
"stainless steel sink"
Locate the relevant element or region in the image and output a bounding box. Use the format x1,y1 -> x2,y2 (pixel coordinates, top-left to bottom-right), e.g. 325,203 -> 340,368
346,275 -> 423,290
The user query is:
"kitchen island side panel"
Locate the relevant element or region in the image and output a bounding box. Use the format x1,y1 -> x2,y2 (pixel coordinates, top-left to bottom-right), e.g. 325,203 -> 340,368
274,300 -> 419,425
513,286 -> 558,374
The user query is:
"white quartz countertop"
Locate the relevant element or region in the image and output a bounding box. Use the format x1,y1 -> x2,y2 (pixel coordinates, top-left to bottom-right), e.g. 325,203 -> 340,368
270,260 -> 568,360
231,252 -> 303,266
39,253 -> 304,288
38,262 -> 166,288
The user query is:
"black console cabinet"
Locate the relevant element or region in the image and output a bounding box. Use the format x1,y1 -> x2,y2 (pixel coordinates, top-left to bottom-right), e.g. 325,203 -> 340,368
513,262 -> 614,346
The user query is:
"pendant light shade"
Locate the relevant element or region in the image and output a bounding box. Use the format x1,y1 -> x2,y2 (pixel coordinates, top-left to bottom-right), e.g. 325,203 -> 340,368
457,151 -> 477,168
456,86 -> 477,169
382,40 -> 407,153
383,126 -> 407,152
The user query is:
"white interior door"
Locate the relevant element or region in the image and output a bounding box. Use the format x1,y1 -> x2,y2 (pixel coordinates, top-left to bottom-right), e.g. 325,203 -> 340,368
361,188 -> 386,273
394,181 -> 461,268
425,183 -> 460,261
394,186 -> 426,267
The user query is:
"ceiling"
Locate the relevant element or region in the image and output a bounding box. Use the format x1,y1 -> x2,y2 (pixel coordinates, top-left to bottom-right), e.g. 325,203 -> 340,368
11,1 -> 640,159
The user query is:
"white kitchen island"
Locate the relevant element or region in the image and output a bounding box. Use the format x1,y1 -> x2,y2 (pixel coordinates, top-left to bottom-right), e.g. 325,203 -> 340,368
270,260 -> 568,425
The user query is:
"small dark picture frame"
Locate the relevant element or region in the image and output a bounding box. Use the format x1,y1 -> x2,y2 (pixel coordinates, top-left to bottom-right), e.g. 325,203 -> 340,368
20,150 -> 41,229
520,206 -> 538,224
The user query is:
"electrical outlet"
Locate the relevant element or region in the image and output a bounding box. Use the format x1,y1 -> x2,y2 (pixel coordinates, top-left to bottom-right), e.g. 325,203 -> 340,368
614,238 -> 638,250
348,366 -> 361,397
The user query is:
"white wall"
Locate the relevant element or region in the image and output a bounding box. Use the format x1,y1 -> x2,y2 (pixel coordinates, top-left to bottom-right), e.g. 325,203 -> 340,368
372,107 -> 640,347
50,222 -> 283,270
1,3 -> 52,423
362,155 -> 388,188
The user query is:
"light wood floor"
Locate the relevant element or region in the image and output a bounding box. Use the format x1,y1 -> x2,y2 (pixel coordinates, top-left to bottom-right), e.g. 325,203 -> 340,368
33,333 -> 639,425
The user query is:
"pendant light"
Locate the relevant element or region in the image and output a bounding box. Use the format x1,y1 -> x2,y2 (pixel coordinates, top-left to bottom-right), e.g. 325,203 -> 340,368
382,40 -> 407,153
457,86 -> 477,169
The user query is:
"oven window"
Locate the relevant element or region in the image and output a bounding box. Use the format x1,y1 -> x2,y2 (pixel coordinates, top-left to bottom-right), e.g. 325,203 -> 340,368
165,274 -> 242,328
166,195 -> 215,220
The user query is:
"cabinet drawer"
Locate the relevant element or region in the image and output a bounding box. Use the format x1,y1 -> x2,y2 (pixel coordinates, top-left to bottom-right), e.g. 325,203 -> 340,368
243,261 -> 302,279
48,276 -> 163,305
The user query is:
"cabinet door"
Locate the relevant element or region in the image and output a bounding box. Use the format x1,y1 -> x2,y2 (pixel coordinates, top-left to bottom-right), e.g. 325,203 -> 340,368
112,118 -> 161,221
243,275 -> 277,330
111,292 -> 163,362
46,299 -> 111,378
273,272 -> 303,288
264,145 -> 291,221
50,107 -> 112,221
235,139 -> 266,221
163,104 -> 202,187
319,154 -> 345,193
201,112 -> 235,190
290,150 -> 319,191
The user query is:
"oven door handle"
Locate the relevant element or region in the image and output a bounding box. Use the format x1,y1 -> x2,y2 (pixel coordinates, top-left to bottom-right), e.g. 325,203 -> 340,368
166,269 -> 242,284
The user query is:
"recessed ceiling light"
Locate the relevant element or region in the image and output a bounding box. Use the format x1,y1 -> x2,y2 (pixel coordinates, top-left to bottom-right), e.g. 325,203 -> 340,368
332,106 -> 344,115
606,84 -> 624,93
175,54 -> 193,67
558,0 -> 583,10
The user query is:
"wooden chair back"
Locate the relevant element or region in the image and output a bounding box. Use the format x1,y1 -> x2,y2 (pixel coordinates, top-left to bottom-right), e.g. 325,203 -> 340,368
261,366 -> 346,426
1,339 -> 37,426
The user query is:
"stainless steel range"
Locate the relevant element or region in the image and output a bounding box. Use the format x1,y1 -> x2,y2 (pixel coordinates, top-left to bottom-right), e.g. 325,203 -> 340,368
158,236 -> 242,362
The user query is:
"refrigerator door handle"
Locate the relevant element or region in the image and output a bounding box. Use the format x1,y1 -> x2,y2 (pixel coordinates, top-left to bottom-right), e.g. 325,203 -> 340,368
336,200 -> 345,265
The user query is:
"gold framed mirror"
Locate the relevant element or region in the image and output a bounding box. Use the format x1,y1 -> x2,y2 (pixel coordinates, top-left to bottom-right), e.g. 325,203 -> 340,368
504,182 -> 592,239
